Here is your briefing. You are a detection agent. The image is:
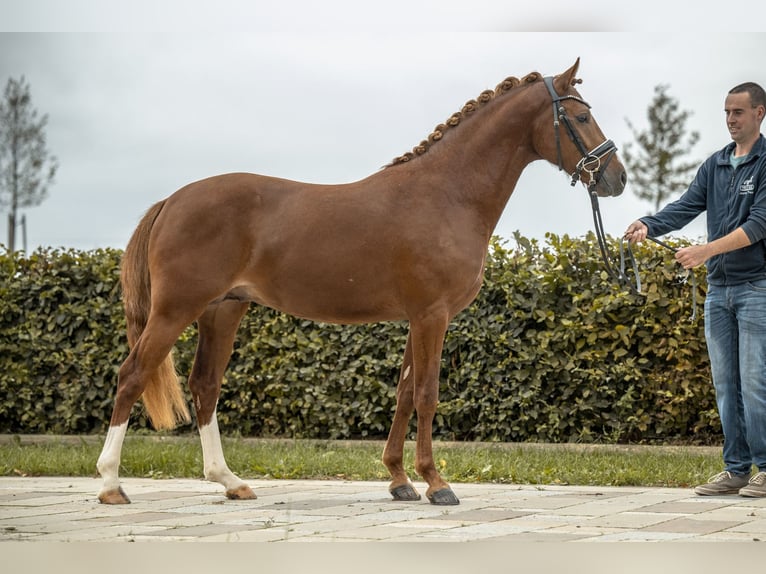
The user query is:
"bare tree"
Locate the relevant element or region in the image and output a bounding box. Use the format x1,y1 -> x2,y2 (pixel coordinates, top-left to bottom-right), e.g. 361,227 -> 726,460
623,84 -> 701,213
0,76 -> 58,252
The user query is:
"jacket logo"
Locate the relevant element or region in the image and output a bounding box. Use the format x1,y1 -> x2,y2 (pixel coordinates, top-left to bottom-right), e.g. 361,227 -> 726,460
740,176 -> 755,194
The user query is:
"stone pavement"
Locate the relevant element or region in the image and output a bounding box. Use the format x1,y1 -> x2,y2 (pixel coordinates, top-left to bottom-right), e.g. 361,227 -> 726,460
2,476 -> 766,543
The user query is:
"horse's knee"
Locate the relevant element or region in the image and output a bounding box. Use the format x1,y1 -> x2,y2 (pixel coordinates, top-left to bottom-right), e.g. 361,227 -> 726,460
413,397 -> 437,420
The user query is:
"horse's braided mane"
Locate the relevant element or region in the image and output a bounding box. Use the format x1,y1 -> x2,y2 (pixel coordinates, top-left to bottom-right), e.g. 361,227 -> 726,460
386,71 -> 544,167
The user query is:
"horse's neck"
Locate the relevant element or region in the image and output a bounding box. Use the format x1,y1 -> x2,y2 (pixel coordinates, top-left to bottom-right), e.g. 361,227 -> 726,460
404,91 -> 542,238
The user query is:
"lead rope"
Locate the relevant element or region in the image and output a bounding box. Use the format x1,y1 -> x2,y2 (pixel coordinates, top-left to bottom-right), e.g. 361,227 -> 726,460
588,187 -> 641,295
586,185 -> 698,322
645,236 -> 699,323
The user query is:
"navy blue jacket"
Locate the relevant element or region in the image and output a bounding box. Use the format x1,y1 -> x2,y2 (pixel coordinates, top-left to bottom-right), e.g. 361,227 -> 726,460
640,134 -> 766,286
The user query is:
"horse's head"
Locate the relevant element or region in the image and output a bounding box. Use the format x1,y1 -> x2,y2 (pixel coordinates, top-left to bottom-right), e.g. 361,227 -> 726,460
532,58 -> 627,197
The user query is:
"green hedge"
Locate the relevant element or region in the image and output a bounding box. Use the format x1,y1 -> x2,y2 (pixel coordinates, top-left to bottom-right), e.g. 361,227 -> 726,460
0,233 -> 718,443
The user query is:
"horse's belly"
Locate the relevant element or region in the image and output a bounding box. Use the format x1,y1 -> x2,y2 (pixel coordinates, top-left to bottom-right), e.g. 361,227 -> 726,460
230,280 -> 406,325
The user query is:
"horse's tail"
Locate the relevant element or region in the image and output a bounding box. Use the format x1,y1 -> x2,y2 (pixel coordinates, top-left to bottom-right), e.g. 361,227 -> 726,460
121,200 -> 191,431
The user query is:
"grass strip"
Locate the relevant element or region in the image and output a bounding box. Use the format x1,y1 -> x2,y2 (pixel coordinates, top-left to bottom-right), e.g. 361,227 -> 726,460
0,435 -> 722,489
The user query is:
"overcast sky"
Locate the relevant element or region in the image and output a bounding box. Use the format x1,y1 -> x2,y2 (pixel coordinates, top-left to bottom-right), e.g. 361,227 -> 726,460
1,3 -> 764,251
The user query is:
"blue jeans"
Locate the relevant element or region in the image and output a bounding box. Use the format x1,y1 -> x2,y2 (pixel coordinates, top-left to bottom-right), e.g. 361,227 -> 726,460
704,279 -> 766,475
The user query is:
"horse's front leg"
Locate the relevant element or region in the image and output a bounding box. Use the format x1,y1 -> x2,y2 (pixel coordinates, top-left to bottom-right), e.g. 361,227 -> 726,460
383,334 -> 421,501
190,301 -> 255,500
411,314 -> 459,505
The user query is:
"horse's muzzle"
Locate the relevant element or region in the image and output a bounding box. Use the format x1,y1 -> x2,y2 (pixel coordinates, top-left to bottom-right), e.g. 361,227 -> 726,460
603,167 -> 628,197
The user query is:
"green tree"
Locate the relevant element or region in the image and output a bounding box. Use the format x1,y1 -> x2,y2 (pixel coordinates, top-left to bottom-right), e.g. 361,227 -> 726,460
0,76 -> 58,252
623,84 -> 700,213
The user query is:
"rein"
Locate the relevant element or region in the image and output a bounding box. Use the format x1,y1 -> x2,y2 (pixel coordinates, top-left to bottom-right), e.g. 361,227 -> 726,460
586,186 -> 642,295
543,75 -> 698,322
645,236 -> 699,322
586,189 -> 699,322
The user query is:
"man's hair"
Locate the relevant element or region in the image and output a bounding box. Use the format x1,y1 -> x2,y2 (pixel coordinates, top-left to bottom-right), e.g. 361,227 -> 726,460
729,82 -> 766,109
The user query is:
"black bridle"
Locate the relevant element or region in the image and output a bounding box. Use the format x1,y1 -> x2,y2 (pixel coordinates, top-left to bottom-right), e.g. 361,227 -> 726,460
542,76 -> 698,321
542,76 -> 618,190
543,76 -> 637,289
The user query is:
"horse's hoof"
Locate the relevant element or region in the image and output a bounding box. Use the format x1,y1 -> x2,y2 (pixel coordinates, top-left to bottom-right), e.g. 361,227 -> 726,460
427,488 -> 460,506
98,487 -> 131,505
390,483 -> 422,501
225,484 -> 257,500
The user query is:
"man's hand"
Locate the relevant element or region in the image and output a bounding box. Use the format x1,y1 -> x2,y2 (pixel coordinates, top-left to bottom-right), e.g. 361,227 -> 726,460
675,245 -> 710,269
624,220 -> 648,243
676,228 -> 751,269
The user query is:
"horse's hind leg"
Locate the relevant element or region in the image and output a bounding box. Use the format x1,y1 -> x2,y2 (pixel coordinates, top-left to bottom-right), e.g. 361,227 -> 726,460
189,300 -> 255,500
97,308 -> 200,504
383,334 -> 421,501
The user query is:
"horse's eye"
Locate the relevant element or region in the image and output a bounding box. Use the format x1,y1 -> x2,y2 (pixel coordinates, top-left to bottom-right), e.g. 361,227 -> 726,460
576,113 -> 589,124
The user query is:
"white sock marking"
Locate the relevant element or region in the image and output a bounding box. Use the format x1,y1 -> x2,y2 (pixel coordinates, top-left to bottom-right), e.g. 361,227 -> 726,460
96,422 -> 128,493
199,411 -> 246,491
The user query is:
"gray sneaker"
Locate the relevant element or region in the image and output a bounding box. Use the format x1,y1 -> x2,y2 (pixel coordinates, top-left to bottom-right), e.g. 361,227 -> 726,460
694,471 -> 750,495
739,471 -> 766,498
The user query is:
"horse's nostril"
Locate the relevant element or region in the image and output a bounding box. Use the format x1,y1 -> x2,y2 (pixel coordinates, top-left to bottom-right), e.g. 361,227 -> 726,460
620,171 -> 628,186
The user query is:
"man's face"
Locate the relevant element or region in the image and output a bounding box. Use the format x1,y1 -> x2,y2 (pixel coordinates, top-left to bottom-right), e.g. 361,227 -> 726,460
725,91 -> 765,146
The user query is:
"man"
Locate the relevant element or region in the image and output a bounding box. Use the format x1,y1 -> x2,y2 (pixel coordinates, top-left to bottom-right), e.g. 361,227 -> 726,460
625,81 -> 766,497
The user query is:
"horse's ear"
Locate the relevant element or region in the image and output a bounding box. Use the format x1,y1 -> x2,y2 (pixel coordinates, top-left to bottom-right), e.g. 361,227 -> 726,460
554,58 -> 581,92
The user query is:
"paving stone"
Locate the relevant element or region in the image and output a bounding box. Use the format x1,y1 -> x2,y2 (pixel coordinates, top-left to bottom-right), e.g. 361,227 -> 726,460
503,495 -> 596,510
640,517 -> 743,534
31,523 -> 168,541
737,497 -> 766,508
636,500 -> 731,514
693,506 -> 763,521
695,531 -> 766,542
197,528 -> 296,542
432,507 -> 531,522
82,511 -> 181,524
0,491 -> 65,502
541,524 -> 628,538
728,518 -> 766,534
591,530 -> 694,542
584,511 -> 679,529
331,522 -> 449,540
484,530 -> 592,542
130,490 -> 212,501
282,516 -> 363,537
258,497 -> 366,511
143,522 -> 266,538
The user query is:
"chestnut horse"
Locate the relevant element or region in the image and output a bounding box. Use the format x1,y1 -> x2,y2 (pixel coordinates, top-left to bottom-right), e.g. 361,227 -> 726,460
97,59 -> 626,506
